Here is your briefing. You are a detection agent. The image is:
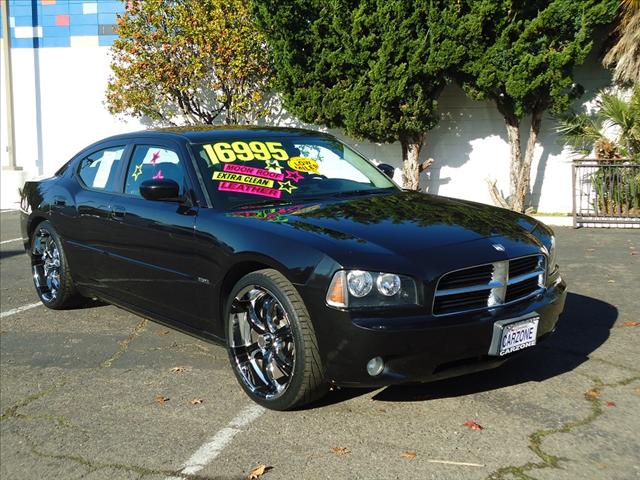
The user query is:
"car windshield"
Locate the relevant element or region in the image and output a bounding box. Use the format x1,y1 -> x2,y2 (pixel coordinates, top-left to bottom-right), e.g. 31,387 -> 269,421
191,134 -> 397,209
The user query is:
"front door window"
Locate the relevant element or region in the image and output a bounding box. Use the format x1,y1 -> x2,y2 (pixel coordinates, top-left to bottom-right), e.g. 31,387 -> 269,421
124,145 -> 184,197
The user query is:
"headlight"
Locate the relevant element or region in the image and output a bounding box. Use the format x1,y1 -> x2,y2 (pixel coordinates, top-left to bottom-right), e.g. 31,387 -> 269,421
346,270 -> 373,297
326,270 -> 418,308
376,273 -> 401,296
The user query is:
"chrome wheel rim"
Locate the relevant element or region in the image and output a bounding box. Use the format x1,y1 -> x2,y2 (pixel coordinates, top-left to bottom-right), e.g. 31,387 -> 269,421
32,228 -> 61,303
229,286 -> 295,399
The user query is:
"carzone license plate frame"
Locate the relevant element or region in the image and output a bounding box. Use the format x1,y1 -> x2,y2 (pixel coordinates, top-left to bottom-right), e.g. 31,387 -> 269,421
488,312 -> 540,357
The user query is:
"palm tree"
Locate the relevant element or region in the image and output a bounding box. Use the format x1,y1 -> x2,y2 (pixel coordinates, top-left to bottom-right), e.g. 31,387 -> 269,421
603,0 -> 640,85
556,87 -> 640,160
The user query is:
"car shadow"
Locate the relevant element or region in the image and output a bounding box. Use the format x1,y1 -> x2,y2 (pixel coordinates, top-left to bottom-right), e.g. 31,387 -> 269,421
72,297 -> 111,309
309,292 -> 616,408
0,249 -> 25,261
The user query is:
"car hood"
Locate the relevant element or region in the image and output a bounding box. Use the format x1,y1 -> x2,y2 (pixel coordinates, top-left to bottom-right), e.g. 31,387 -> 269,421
226,191 -> 544,262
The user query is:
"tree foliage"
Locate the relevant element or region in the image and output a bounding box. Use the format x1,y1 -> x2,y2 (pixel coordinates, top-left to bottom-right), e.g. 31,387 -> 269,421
455,0 -> 617,212
106,0 -> 273,125
251,0 -> 465,189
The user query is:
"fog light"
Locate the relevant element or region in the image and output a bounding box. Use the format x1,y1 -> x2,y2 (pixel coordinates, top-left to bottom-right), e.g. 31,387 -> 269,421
366,356 -> 384,376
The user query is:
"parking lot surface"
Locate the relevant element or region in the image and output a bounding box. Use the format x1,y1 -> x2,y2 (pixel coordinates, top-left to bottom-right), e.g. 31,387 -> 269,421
1,209 -> 639,480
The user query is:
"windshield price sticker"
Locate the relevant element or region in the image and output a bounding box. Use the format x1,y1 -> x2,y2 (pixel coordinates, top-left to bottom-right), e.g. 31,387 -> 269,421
203,141 -> 289,164
287,156 -> 319,173
203,140 -> 322,199
218,181 -> 282,199
223,163 -> 285,181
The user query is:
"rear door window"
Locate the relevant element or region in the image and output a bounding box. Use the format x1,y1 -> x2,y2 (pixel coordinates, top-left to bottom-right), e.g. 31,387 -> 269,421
77,146 -> 126,192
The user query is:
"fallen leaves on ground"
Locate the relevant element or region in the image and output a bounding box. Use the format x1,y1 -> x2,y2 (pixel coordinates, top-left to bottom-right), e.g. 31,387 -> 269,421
154,395 -> 169,404
245,464 -> 270,479
586,248 -> 595,252
400,450 -> 417,459
330,447 -> 349,455
605,401 -> 616,407
463,420 -> 483,430
158,329 -> 170,336
607,279 -> 615,283
170,366 -> 188,373
585,389 -> 601,399
623,321 -> 640,327
190,398 -> 203,405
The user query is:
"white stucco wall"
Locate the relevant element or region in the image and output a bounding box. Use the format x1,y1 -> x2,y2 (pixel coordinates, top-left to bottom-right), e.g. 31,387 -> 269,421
1,47 -> 144,177
1,45 -> 611,211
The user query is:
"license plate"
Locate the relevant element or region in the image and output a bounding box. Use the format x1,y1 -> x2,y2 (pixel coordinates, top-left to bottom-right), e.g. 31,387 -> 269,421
497,317 -> 539,356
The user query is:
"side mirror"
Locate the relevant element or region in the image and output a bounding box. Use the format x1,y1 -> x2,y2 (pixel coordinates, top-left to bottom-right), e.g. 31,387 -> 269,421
139,179 -> 181,201
377,163 -> 395,178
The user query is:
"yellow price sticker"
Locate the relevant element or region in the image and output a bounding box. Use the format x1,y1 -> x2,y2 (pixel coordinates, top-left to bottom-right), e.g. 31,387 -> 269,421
287,157 -> 320,174
203,141 -> 289,165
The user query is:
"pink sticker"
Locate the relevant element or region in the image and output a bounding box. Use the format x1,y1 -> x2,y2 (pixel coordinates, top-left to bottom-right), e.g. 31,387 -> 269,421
223,163 -> 284,181
218,181 -> 282,199
151,151 -> 161,166
285,170 -> 304,182
152,170 -> 164,180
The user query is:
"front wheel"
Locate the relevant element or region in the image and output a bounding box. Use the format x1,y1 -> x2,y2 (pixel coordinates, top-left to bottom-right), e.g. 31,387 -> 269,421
31,221 -> 79,309
225,269 -> 327,410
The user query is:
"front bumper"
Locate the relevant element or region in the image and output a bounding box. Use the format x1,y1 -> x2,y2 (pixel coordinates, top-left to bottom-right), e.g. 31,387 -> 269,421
299,277 -> 567,388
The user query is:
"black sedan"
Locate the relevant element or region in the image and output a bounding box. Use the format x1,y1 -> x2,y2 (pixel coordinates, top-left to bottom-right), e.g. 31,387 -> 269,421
20,127 -> 567,410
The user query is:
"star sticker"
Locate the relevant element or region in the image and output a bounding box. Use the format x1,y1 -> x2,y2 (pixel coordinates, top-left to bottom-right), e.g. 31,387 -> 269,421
265,160 -> 282,172
285,170 -> 304,182
131,163 -> 143,181
151,151 -> 161,166
152,169 -> 164,180
278,180 -> 297,194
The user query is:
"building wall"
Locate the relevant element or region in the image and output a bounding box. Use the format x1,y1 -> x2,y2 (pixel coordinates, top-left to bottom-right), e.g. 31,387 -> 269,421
1,0 -> 612,211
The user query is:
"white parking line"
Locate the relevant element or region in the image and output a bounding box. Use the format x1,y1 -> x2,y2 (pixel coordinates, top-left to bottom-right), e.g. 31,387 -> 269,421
166,404 -> 265,479
0,302 -> 42,319
0,238 -> 22,245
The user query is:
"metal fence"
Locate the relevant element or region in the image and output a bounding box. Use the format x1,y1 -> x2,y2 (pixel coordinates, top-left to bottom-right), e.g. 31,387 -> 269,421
572,160 -> 640,228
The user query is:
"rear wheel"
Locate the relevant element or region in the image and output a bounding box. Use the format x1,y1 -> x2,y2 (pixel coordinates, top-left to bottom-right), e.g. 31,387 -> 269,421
31,221 -> 79,309
225,269 -> 327,410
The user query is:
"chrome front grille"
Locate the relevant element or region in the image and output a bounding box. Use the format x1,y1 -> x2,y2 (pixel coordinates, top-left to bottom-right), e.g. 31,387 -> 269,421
433,255 -> 546,316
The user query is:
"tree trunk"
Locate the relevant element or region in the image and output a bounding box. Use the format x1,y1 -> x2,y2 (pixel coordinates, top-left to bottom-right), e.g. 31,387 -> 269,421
513,109 -> 543,212
400,133 -> 425,190
487,115 -> 521,210
487,109 -> 544,213
504,115 -> 521,206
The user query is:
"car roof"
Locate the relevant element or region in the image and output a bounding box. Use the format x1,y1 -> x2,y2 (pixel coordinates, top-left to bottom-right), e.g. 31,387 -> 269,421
100,126 -> 336,144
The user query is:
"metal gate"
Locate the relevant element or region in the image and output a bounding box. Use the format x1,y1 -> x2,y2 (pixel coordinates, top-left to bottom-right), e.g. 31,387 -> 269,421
572,160 -> 640,228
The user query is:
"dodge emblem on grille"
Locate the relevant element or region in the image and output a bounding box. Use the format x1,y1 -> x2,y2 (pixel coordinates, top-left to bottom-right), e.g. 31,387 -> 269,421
492,243 -> 506,252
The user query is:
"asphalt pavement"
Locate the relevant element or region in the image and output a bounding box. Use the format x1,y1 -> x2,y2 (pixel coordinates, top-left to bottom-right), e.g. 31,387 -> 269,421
1,209 -> 639,480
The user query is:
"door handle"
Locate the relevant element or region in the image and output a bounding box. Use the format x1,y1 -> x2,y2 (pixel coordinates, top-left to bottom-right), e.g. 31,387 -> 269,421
111,205 -> 126,220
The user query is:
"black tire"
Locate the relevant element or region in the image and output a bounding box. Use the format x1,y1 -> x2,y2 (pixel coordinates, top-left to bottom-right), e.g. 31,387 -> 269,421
225,269 -> 327,410
30,220 -> 80,309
